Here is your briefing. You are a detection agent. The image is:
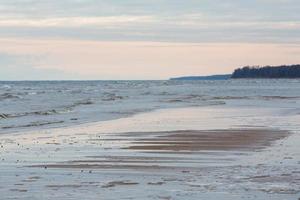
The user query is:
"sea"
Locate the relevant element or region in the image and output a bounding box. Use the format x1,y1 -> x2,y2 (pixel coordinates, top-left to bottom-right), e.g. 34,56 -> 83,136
1,79 -> 300,134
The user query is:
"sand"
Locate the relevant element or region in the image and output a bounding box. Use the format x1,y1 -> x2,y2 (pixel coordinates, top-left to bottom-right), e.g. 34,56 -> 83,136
124,129 -> 289,151
0,106 -> 300,200
28,129 -> 290,171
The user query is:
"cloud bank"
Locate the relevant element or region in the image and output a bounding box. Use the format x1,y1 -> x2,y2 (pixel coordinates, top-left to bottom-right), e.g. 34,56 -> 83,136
0,0 -> 299,79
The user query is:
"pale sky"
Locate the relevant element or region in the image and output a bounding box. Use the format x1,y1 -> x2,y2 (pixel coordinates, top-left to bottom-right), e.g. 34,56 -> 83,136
1,0 -> 300,80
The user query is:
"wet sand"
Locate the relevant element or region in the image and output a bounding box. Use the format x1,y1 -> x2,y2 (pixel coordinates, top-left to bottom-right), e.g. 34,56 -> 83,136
0,106 -> 300,199
124,129 -> 289,151
30,129 -> 290,171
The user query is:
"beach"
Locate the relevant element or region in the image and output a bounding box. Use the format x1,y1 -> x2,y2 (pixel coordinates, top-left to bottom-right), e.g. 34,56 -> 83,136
1,105 -> 300,199
1,0 -> 300,199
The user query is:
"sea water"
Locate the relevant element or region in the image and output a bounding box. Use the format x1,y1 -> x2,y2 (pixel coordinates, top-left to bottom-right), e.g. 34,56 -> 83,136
1,79 -> 300,133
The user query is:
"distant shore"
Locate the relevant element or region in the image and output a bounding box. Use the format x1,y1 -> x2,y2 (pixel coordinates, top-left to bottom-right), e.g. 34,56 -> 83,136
170,74 -> 231,80
232,64 -> 300,79
171,64 -> 300,80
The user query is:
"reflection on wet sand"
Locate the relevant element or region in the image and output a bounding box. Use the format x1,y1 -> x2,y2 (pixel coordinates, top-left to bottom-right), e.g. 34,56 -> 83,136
124,129 -> 289,151
30,129 -> 289,171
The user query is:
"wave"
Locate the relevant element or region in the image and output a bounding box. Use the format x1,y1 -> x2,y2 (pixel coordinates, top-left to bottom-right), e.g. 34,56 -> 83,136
166,95 -> 300,102
0,91 -> 40,101
211,95 -> 300,101
0,84 -> 12,90
101,93 -> 125,101
162,94 -> 206,103
0,93 -> 22,100
2,120 -> 64,129
259,96 -> 300,100
71,99 -> 94,106
0,114 -> 8,119
0,99 -> 94,120
0,108 -> 72,120
212,96 -> 252,100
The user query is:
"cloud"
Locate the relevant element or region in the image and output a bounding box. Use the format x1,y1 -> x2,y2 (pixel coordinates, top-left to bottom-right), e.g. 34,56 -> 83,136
0,16 -> 156,28
1,15 -> 299,31
0,0 -> 299,43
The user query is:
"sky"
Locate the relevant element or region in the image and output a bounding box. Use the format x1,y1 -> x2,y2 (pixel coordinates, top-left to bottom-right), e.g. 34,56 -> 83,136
0,0 -> 300,80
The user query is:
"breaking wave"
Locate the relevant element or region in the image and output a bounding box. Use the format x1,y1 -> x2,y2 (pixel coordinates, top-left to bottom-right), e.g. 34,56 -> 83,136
2,120 -> 64,129
0,99 -> 95,120
0,93 -> 22,101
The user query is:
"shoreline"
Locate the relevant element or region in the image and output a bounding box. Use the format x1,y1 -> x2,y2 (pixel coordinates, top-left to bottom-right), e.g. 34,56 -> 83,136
2,103 -> 297,137
1,105 -> 225,136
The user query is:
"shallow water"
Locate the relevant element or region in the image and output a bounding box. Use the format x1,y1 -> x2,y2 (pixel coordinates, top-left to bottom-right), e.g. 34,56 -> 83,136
1,79 -> 300,133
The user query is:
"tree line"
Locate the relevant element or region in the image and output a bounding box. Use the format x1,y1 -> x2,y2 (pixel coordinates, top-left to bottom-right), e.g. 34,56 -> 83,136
231,64 -> 300,78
